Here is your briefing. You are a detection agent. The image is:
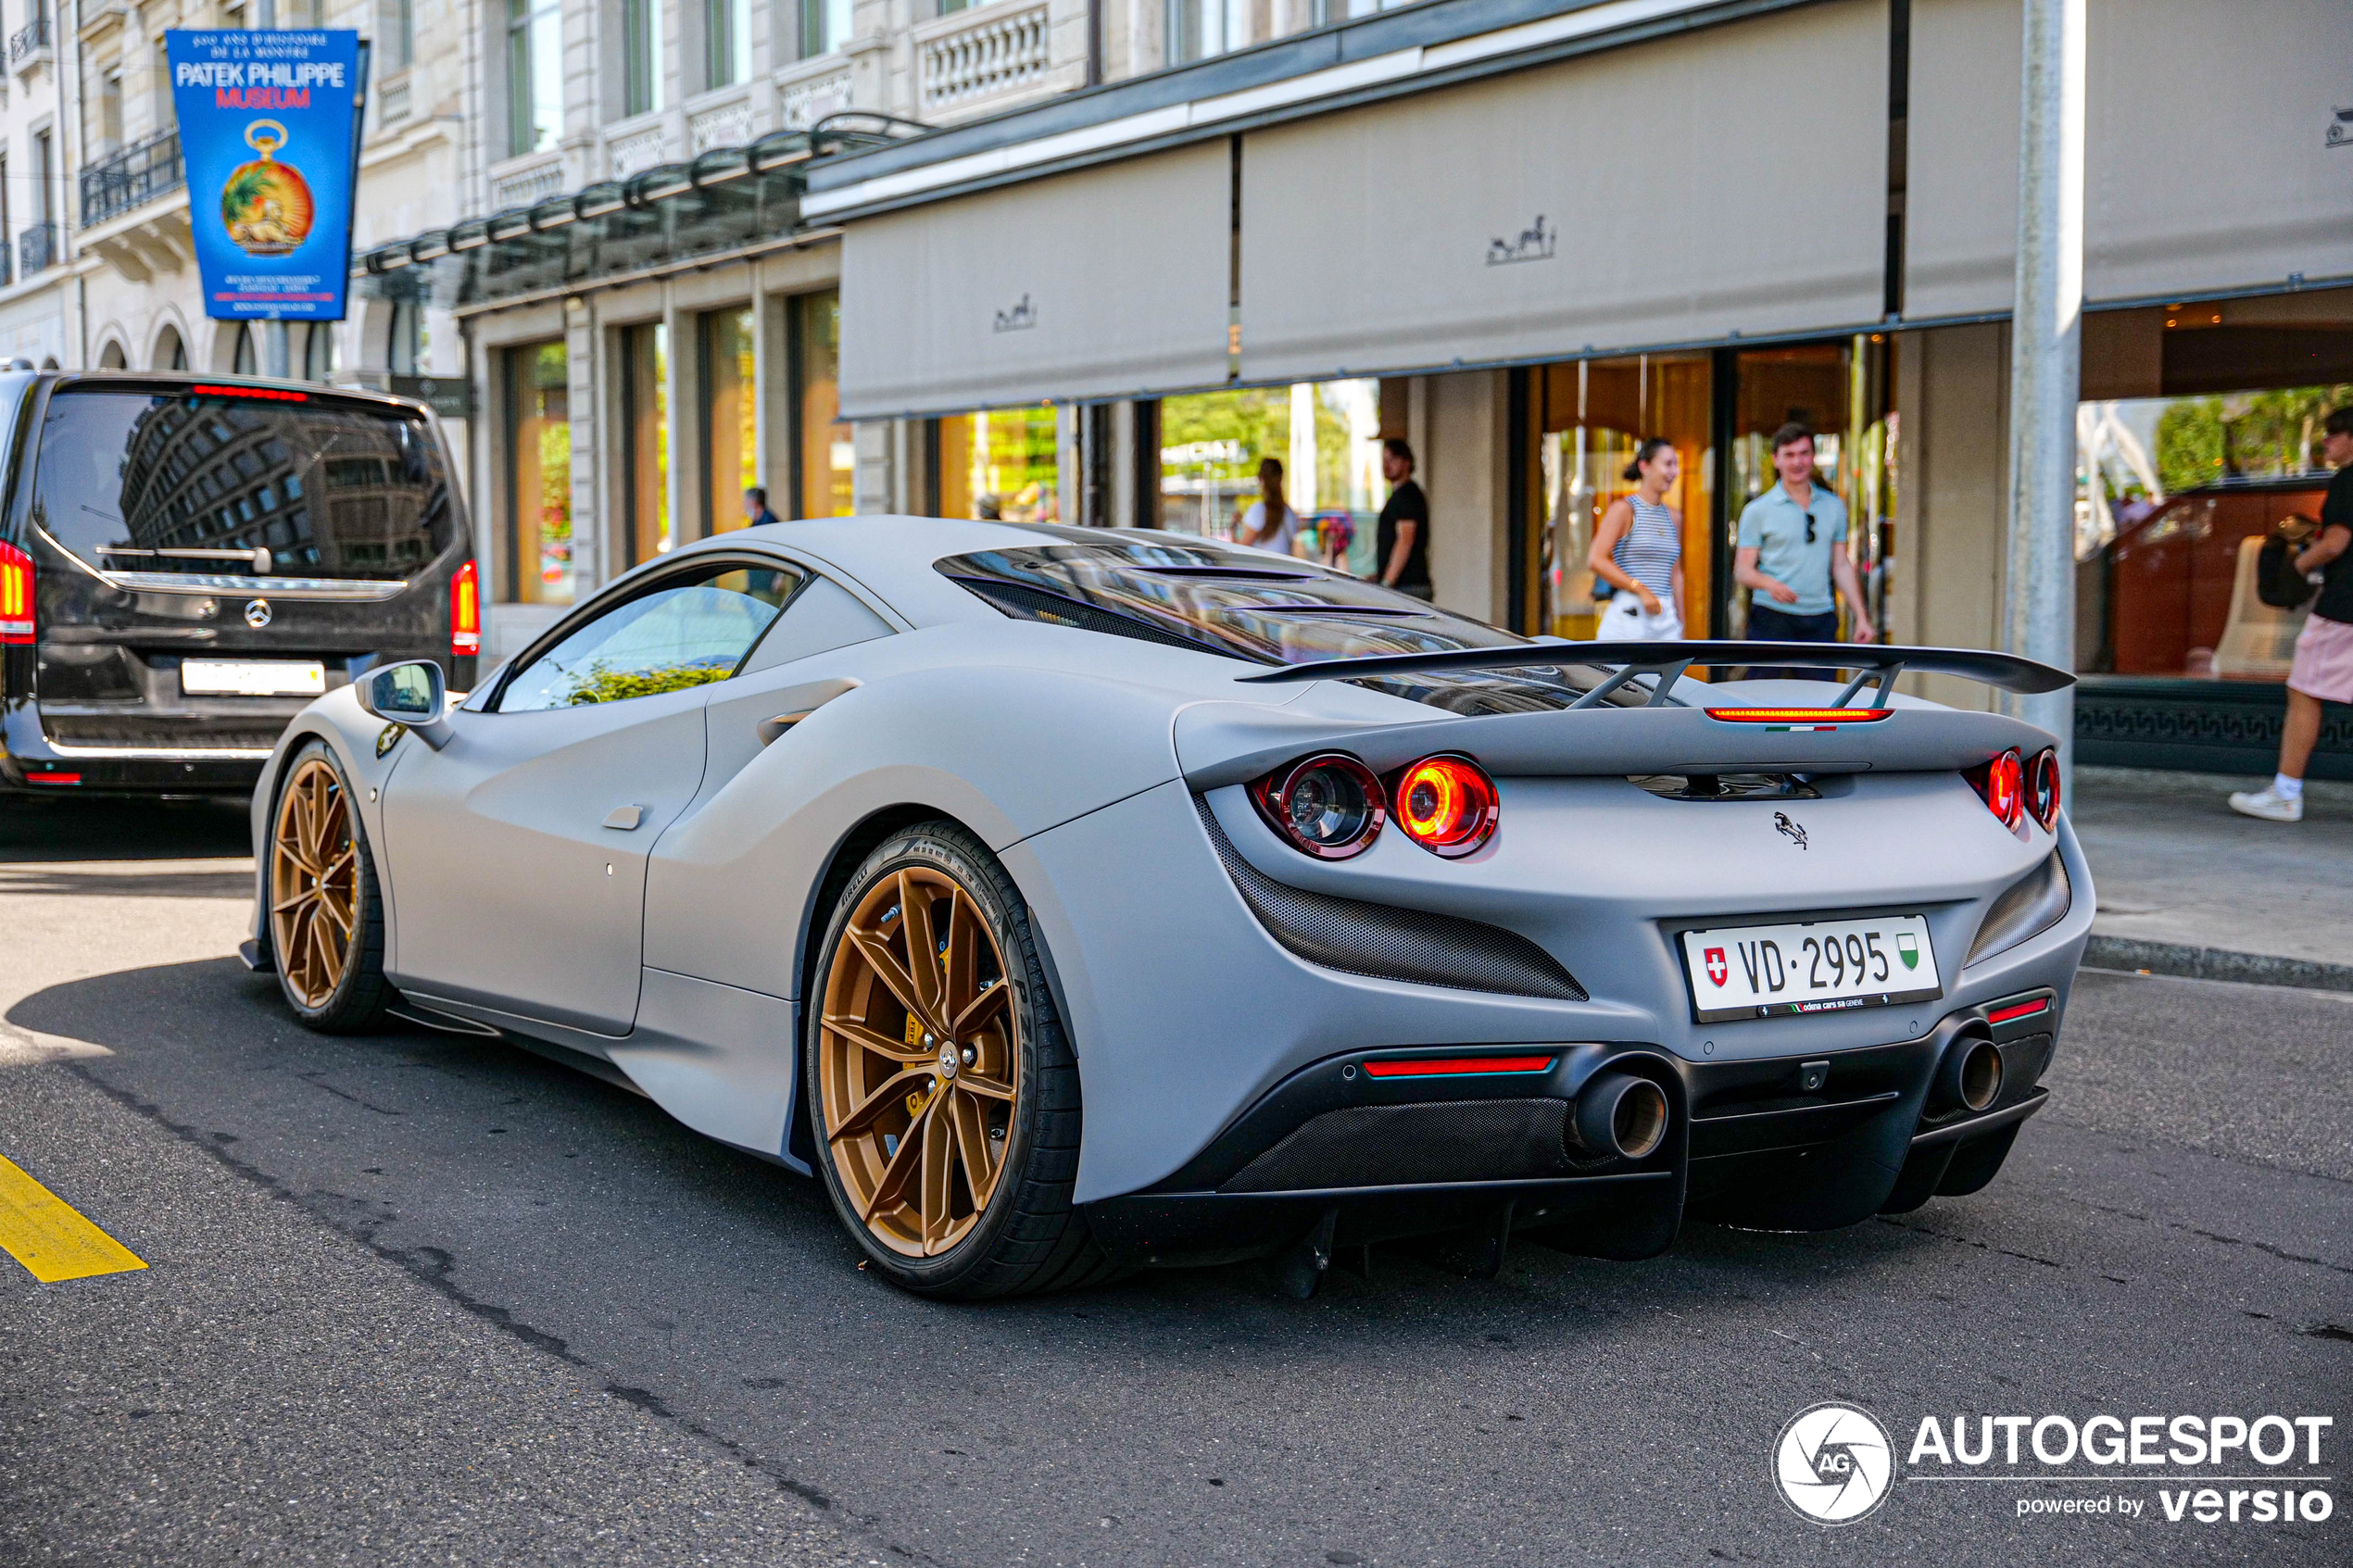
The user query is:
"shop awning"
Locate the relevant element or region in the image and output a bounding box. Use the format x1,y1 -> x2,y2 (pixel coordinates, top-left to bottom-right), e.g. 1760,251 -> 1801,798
1905,0 -> 2353,321
836,142 -> 1232,420
1235,0 -> 1889,385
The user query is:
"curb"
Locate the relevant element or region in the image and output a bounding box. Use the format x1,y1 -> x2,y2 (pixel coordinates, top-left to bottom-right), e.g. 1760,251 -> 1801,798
2082,935 -> 2353,995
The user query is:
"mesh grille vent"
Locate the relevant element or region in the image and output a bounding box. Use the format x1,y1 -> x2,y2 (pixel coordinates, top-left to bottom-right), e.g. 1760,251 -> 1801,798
1194,794 -> 1587,1002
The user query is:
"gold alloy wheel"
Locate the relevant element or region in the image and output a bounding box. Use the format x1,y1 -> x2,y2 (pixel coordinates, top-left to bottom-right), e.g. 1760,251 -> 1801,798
819,866 -> 1019,1257
270,756 -> 359,1010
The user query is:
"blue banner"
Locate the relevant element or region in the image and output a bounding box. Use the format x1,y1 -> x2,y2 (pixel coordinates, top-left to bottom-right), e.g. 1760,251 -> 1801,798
167,30 -> 363,323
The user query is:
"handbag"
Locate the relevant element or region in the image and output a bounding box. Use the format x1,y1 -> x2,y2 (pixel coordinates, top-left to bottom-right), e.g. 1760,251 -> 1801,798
2257,519 -> 2321,611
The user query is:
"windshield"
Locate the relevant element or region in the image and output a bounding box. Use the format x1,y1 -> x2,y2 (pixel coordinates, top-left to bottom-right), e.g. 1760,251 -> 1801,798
936,539 -> 1643,714
31,387 -> 458,583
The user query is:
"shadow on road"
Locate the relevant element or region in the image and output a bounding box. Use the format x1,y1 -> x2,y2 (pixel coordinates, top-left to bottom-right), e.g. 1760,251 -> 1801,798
0,796 -> 252,863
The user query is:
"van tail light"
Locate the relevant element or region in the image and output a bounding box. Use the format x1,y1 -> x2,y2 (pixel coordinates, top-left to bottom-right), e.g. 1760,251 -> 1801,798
2026,746 -> 2061,831
0,541 -> 33,646
1965,748 -> 2025,830
1250,753 -> 1386,859
449,559 -> 480,657
1390,754 -> 1501,859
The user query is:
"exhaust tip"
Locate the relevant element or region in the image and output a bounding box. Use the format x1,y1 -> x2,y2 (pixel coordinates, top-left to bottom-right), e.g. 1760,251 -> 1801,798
1935,1035 -> 2004,1114
1571,1071 -> 1670,1160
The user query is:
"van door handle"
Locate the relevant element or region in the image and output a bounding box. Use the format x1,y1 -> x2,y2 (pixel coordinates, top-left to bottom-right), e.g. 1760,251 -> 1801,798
603,805 -> 646,831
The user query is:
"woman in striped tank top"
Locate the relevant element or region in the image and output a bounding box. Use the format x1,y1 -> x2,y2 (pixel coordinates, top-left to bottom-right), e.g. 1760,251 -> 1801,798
1587,437 -> 1685,642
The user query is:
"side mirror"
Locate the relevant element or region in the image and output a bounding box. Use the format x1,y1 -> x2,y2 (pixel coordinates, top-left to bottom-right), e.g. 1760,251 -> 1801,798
354,659 -> 453,749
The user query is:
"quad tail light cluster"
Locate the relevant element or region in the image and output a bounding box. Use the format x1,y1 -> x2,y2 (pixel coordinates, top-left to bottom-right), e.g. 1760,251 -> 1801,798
1251,751 -> 1500,860
1967,746 -> 2062,833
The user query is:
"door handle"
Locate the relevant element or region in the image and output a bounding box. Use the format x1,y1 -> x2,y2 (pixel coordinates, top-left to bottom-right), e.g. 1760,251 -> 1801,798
603,805 -> 646,831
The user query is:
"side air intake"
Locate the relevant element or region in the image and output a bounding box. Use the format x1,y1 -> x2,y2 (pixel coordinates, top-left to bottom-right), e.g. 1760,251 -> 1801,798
1193,795 -> 1587,1002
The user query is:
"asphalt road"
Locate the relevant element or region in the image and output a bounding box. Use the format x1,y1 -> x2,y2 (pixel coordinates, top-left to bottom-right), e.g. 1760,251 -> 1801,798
1,797 -> 2347,1567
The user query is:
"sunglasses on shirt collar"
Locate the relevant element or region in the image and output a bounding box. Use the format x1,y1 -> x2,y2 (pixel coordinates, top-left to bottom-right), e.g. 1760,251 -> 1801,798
1806,512 -> 1817,545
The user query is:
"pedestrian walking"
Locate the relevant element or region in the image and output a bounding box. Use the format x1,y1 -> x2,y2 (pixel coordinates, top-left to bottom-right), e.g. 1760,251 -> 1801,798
2229,406 -> 2353,822
742,486 -> 780,528
1368,438 -> 1432,599
1733,422 -> 1875,678
1588,438 -> 1685,642
1235,457 -> 1302,555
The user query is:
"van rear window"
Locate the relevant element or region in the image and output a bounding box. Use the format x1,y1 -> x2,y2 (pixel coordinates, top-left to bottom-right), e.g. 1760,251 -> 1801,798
31,387 -> 457,584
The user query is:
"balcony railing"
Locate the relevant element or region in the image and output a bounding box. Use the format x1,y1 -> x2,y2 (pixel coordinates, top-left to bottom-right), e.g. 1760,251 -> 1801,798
8,8 -> 51,64
19,222 -> 59,277
80,131 -> 183,227
918,1 -> 1051,116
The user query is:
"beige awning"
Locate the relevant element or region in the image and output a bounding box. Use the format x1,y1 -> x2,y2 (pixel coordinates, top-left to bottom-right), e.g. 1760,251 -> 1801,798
1906,0 -> 2353,320
837,142 -> 1232,419
1235,0 -> 1891,384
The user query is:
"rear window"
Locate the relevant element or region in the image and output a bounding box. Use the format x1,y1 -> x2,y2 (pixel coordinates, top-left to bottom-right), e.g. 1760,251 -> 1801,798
31,386 -> 457,585
937,540 -> 1645,714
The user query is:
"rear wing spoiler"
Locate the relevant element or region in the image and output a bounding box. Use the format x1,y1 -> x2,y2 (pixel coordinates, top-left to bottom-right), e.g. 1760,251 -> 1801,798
1235,641 -> 2074,703
1182,642 -> 2070,787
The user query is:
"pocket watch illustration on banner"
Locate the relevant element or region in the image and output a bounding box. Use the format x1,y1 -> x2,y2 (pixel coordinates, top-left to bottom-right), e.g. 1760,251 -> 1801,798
221,119 -> 316,257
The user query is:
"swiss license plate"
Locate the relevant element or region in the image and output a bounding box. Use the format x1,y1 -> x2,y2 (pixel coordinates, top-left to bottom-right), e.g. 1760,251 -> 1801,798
181,659 -> 326,697
1680,914 -> 1941,1022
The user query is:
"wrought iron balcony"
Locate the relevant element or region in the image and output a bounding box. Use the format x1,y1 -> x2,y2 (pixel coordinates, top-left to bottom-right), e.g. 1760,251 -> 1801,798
80,132 -> 182,228
7,8 -> 50,64
19,222 -> 59,277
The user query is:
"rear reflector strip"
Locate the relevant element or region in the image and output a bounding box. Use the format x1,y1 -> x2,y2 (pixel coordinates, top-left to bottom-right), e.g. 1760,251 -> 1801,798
1362,1054 -> 1555,1079
24,772 -> 81,785
1705,708 -> 1893,728
1987,997 -> 2050,1024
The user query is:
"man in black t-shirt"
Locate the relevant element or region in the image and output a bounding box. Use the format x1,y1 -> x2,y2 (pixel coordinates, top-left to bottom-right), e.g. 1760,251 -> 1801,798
1370,438 -> 1431,599
2229,406 -> 2353,822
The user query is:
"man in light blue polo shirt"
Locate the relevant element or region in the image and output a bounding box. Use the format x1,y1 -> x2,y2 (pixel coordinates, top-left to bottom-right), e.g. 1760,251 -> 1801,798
1734,421 -> 1875,678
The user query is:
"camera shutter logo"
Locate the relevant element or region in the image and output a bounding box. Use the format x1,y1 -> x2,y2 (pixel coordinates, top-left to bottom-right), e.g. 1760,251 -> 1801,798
1774,1402 -> 1894,1524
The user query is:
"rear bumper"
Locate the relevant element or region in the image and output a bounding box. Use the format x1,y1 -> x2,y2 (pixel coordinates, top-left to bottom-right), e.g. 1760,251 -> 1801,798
2,705 -> 272,795
1080,991 -> 2057,1266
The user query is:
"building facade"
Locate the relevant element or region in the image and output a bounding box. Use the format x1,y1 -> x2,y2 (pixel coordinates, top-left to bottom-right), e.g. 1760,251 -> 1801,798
12,0 -> 2352,773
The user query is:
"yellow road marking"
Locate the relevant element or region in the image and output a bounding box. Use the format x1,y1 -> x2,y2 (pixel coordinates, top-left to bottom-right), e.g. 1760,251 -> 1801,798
0,1153 -> 147,1283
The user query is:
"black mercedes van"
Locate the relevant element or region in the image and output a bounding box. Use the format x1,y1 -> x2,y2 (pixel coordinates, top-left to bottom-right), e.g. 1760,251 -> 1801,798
0,370 -> 477,797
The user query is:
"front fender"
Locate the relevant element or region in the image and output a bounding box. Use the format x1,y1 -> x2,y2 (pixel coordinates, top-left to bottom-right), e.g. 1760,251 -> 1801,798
245,686 -> 417,965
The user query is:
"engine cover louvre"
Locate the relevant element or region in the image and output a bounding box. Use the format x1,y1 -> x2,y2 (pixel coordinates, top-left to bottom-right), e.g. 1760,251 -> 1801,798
1192,794 -> 1588,1002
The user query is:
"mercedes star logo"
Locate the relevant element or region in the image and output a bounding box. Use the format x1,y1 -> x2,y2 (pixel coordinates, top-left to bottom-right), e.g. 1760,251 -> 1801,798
244,599 -> 272,629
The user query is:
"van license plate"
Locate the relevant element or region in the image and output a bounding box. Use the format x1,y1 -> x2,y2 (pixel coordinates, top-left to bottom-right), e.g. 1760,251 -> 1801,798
1680,914 -> 1941,1022
182,659 -> 327,696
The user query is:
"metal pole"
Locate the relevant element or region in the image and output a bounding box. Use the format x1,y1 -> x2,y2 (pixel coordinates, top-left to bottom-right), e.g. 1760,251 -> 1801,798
256,0 -> 291,380
2002,0 -> 2085,777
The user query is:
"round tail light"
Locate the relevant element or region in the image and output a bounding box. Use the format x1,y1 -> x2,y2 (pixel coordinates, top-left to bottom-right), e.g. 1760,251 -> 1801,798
1979,748 -> 2024,829
2026,746 -> 2061,831
1252,754 -> 1386,859
1391,754 -> 1500,859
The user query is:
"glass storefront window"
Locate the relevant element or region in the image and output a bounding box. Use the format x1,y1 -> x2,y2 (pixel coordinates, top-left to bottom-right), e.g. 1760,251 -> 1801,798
1156,381 -> 1383,572
1718,338 -> 1894,642
1539,354 -> 1714,639
791,292 -> 853,519
2078,382 -> 2349,682
937,407 -> 1060,522
505,340 -> 573,604
622,322 -> 669,567
703,307 -> 756,533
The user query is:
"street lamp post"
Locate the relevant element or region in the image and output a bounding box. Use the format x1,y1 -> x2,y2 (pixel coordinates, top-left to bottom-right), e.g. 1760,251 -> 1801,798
2002,0 -> 2085,779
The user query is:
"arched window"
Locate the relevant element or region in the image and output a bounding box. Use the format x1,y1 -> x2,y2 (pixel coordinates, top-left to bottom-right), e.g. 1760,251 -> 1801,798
99,341 -> 128,369
155,326 -> 187,370
233,327 -> 258,376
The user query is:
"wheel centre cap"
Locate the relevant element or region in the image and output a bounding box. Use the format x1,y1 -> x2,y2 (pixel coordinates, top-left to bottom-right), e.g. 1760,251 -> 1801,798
936,1042 -> 959,1079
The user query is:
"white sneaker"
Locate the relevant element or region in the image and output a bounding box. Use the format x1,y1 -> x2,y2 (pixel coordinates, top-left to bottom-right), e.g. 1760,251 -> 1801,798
2227,786 -> 2303,822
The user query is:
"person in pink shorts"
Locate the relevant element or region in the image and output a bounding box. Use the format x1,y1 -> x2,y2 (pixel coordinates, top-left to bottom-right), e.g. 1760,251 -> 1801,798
2231,407 -> 2353,822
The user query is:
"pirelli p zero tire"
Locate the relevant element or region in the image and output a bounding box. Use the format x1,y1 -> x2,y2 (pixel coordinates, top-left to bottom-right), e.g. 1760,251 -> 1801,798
807,821 -> 1119,1298
266,741 -> 393,1034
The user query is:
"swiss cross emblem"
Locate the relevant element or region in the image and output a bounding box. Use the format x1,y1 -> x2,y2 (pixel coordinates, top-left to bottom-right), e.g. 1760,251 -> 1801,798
1705,947 -> 1728,986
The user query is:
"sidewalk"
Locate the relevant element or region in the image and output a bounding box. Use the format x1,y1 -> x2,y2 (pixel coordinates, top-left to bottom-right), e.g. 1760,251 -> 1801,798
2070,765 -> 2353,992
